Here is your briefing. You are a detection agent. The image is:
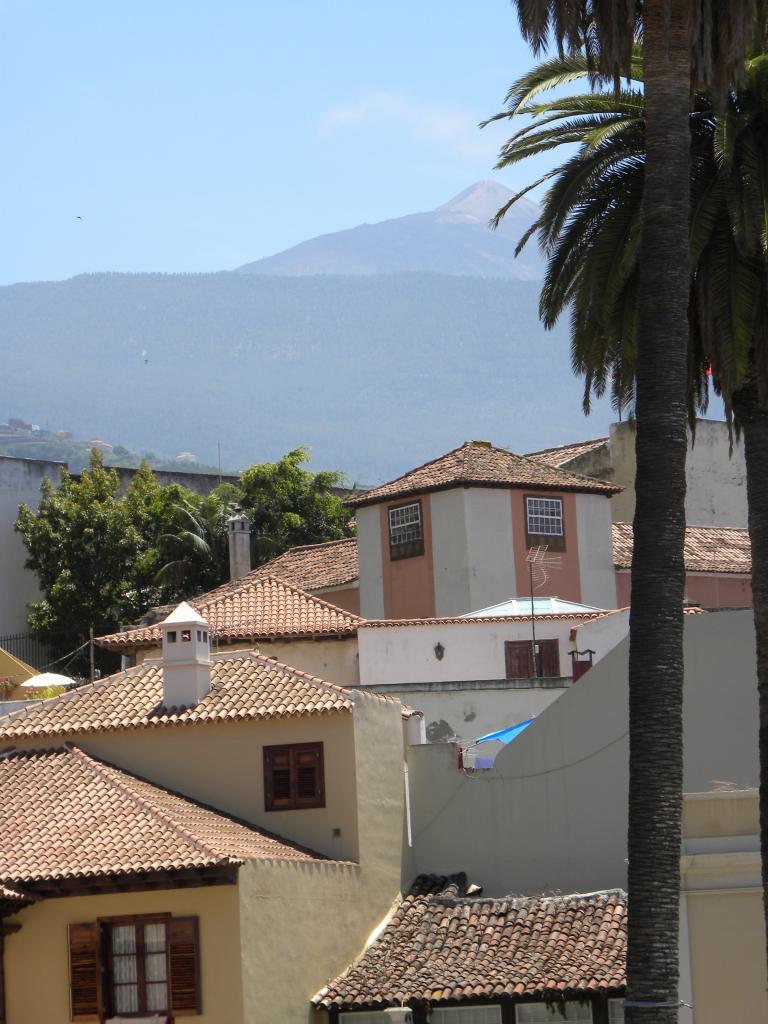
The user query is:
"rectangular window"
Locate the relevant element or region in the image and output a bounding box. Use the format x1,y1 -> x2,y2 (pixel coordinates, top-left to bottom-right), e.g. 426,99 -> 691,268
431,1007 -> 503,1024
264,742 -> 325,811
106,917 -> 169,1016
517,1002 -> 593,1022
525,495 -> 565,552
68,915 -> 200,1021
388,500 -> 424,560
505,639 -> 560,679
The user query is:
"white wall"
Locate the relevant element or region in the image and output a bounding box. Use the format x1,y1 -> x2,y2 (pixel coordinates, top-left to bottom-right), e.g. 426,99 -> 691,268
575,493 -> 617,607
572,609 -> 630,667
610,419 -> 747,527
356,505 -> 385,619
0,456 -> 64,635
430,489 -> 470,616
465,488 -> 517,612
392,682 -> 565,744
358,619 -> 578,687
406,610 -> 759,897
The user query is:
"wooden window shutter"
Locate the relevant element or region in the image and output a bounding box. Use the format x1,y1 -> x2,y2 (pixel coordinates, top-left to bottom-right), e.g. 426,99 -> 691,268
264,746 -> 293,810
68,922 -> 103,1021
264,743 -> 325,810
294,744 -> 324,807
168,916 -> 201,1016
505,640 -> 534,679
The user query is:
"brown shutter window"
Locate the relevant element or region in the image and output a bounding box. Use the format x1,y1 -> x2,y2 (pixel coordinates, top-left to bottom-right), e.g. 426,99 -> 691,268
264,742 -> 325,811
505,639 -> 560,679
68,922 -> 103,1021
168,916 -> 201,1016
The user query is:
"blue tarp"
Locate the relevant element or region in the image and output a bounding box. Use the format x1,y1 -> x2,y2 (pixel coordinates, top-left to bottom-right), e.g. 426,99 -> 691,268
475,717 -> 535,746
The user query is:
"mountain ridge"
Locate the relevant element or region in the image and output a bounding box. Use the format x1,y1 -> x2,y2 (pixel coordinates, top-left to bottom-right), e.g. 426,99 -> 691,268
236,180 -> 544,280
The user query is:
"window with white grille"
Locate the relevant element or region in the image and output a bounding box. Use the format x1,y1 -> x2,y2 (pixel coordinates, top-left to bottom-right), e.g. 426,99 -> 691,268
388,500 -> 424,559
525,496 -> 564,538
431,1007 -> 502,1024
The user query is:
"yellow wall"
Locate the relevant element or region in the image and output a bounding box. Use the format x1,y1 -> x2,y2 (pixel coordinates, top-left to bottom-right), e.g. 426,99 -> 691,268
686,890 -> 768,1024
237,690 -> 406,1023
683,789 -> 758,838
42,714 -> 361,862
681,791 -> 767,1024
133,636 -> 360,685
4,884 -> 243,1024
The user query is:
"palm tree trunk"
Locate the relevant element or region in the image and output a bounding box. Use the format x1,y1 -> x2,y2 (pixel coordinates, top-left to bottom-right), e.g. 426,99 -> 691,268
626,2 -> 691,1021
733,381 -> 768,985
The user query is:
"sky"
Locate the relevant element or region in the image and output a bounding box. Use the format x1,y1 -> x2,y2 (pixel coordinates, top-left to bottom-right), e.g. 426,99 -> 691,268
2,0 -> 551,285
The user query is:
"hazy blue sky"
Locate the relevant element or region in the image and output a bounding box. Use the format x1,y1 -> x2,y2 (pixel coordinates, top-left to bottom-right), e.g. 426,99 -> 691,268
3,0 -> 546,285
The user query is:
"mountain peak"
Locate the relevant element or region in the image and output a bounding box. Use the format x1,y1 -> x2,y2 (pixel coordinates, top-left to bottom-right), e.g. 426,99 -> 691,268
435,180 -> 536,225
237,180 -> 543,279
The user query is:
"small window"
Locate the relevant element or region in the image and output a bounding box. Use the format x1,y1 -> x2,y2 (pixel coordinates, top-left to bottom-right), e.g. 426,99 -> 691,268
608,1000 -> 625,1022
108,918 -> 168,1015
517,1002 -> 593,1022
203,631 -> 208,642
431,1008 -> 502,1024
525,495 -> 565,552
264,742 -> 325,811
180,629 -> 191,642
388,500 -> 424,560
166,631 -> 176,643
196,629 -> 202,642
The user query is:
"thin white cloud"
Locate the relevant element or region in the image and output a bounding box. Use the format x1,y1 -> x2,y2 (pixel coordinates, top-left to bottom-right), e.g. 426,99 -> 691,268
317,90 -> 500,161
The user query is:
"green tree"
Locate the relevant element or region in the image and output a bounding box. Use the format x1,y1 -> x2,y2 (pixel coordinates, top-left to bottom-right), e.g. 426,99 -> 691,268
488,38 -> 768,998
152,486 -> 240,593
499,6 -> 760,1021
16,450 -> 353,674
15,452 -> 144,674
238,447 -> 353,566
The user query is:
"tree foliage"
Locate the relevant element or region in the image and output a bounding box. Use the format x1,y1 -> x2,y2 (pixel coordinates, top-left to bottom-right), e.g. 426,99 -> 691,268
15,448 -> 353,673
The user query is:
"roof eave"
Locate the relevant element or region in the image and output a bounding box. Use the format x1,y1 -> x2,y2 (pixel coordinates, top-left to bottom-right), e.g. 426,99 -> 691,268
347,478 -> 620,509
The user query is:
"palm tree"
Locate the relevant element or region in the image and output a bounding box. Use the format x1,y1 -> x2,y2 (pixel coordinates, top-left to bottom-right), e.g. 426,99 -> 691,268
486,38 -> 768,997
156,492 -> 235,595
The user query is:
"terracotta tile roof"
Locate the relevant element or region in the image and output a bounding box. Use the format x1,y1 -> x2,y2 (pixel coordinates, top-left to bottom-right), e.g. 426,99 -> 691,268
0,745 -> 324,890
526,437 -> 610,468
250,538 -> 359,591
0,880 -> 33,910
0,652 -> 354,741
97,574 -> 362,652
346,441 -> 621,508
315,874 -> 626,1009
612,523 -> 752,574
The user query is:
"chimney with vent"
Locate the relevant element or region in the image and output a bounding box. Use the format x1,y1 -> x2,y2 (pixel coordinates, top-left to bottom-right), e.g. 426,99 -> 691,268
160,602 -> 212,707
227,512 -> 251,580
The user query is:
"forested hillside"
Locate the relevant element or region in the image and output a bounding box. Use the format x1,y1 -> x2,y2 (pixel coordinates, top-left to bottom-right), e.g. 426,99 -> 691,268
1,271 -> 610,481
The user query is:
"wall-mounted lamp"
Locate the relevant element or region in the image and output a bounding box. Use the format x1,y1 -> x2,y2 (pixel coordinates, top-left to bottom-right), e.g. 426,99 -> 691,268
434,642 -> 445,661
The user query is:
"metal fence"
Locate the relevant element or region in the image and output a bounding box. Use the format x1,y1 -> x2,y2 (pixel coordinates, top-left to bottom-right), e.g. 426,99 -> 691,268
0,631 -> 56,671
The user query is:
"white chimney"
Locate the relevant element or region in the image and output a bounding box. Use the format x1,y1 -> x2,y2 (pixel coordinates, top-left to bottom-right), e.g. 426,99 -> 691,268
160,602 -> 212,708
227,512 -> 251,580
